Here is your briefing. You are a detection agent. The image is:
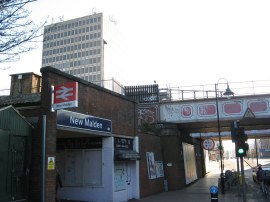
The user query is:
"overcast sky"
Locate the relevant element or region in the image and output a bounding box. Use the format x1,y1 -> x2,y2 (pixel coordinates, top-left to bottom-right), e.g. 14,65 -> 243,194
1,0 -> 270,90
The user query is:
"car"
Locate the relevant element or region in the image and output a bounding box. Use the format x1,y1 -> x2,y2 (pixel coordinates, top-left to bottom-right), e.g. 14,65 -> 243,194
252,164 -> 270,184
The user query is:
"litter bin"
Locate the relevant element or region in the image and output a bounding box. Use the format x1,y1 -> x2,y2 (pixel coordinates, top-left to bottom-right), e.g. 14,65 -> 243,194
210,185 -> 218,202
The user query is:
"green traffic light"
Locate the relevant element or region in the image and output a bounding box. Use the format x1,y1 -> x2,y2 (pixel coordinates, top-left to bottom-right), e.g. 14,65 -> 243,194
238,148 -> 244,154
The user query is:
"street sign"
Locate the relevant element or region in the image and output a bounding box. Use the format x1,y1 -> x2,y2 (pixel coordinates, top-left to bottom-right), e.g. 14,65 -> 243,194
210,185 -> 218,194
243,107 -> 255,119
202,138 -> 215,150
52,82 -> 78,110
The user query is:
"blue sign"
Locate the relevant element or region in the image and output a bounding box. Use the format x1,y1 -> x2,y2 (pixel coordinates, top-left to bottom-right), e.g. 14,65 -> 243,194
210,185 -> 218,194
57,110 -> 112,133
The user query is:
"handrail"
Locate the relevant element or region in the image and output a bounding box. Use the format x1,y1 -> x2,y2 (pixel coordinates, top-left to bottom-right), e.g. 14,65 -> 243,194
158,79 -> 270,101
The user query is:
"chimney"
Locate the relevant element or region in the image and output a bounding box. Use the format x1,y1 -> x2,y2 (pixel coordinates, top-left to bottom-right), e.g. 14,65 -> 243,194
10,72 -> 42,96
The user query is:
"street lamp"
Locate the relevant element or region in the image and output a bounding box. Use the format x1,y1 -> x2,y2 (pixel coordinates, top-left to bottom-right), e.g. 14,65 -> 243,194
215,78 -> 234,194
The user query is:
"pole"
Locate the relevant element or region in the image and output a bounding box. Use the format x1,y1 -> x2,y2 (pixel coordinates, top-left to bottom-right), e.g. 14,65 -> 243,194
255,139 -> 259,166
240,156 -> 247,202
42,115 -> 46,202
215,84 -> 225,194
236,157 -> 241,196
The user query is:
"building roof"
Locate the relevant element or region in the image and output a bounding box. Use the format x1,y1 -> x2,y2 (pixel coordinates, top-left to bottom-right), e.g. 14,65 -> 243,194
0,93 -> 41,107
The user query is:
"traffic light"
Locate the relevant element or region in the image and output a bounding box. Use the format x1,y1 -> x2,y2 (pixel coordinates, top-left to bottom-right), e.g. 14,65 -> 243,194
236,140 -> 249,157
234,127 -> 249,157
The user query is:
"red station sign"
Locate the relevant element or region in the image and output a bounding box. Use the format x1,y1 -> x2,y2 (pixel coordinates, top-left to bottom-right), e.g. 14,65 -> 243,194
52,82 -> 78,110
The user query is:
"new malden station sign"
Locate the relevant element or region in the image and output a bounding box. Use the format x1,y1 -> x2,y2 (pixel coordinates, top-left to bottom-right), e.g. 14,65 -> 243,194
53,82 -> 112,133
57,110 -> 112,133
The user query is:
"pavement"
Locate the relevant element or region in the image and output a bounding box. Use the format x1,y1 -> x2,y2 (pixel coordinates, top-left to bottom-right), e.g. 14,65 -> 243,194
132,159 -> 270,202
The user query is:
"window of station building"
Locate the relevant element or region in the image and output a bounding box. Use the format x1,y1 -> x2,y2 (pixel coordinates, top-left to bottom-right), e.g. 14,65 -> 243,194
97,74 -> 101,81
85,67 -> 89,73
93,75 -> 97,81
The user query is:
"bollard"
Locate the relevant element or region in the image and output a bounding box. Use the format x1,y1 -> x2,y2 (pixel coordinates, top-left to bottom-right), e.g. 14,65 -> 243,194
210,186 -> 218,202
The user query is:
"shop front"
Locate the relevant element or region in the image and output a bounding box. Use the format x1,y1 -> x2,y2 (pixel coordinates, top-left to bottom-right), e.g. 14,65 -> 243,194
55,109 -> 140,202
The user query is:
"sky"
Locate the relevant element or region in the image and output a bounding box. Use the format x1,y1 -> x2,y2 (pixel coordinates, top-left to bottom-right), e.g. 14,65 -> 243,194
1,0 -> 270,90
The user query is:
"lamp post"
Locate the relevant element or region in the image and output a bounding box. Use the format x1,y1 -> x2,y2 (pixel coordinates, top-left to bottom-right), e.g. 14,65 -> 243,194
215,78 -> 234,194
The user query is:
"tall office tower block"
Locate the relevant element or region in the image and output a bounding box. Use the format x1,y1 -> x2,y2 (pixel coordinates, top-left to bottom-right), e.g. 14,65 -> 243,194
42,13 -> 124,93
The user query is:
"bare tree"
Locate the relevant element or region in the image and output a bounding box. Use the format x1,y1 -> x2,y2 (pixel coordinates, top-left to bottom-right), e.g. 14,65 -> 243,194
0,0 -> 46,65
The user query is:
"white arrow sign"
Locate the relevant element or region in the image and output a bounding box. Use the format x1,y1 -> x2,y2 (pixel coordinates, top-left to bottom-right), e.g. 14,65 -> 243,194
56,86 -> 74,100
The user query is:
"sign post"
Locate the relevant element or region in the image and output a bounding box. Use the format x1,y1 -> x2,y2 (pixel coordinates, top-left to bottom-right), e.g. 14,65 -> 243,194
210,185 -> 218,202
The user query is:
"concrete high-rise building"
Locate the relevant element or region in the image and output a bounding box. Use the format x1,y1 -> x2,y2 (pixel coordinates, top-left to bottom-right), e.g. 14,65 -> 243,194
41,12 -> 125,93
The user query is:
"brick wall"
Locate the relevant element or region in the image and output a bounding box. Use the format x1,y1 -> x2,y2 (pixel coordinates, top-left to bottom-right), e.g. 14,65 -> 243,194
139,132 -> 164,197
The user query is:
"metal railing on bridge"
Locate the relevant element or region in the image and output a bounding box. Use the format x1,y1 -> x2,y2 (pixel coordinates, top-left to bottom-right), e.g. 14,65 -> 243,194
159,79 -> 270,102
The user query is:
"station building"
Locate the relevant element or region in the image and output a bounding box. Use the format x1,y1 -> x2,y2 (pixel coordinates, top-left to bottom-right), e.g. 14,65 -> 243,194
0,66 -> 206,202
